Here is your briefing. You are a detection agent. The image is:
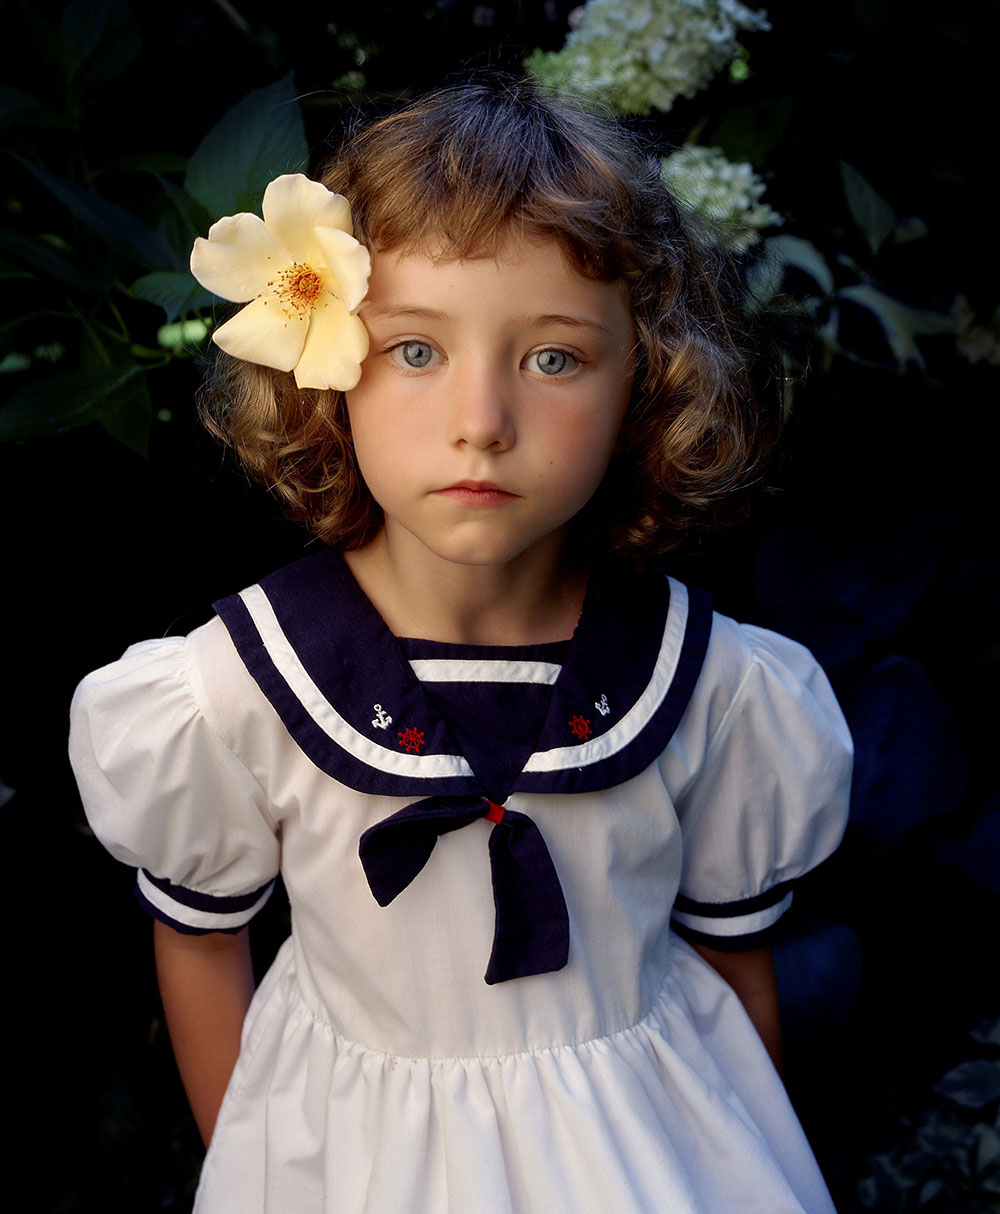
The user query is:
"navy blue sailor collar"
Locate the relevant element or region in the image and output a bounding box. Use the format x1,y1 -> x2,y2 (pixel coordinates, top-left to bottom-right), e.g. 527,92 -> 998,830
213,548 -> 713,798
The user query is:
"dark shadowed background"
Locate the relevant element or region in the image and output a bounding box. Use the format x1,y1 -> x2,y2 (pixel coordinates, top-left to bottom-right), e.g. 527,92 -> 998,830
2,2 -> 998,1209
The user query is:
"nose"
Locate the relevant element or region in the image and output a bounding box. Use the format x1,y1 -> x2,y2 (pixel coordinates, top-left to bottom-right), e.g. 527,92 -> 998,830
447,362 -> 516,452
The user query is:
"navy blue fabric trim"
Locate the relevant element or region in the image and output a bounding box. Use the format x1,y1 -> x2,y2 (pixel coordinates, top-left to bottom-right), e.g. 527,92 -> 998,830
512,583 -> 714,795
214,570 -> 481,797
399,636 -> 570,663
133,884 -> 247,935
673,879 -> 795,920
359,794 -> 570,984
528,571 -> 672,756
421,679 -> 555,803
672,921 -> 780,953
214,552 -> 713,798
140,869 -> 275,913
259,552 -> 457,765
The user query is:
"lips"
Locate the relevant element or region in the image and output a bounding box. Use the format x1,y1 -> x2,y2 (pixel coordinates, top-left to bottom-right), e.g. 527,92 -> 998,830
432,481 -> 521,506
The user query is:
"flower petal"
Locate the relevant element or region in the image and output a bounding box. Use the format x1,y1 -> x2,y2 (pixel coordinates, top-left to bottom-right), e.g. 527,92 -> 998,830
190,213 -> 287,302
212,296 -> 308,372
313,226 -> 372,312
293,300 -> 370,390
263,174 -> 353,267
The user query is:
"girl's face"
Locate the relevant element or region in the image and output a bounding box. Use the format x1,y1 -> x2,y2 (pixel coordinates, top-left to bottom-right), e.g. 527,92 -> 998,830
346,233 -> 634,580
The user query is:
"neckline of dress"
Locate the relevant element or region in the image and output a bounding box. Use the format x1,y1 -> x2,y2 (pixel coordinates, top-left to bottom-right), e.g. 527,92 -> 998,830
397,634 -> 571,663
213,550 -> 713,796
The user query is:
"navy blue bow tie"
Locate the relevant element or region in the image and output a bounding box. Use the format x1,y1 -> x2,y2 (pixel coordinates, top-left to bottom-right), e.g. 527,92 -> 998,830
359,795 -> 570,984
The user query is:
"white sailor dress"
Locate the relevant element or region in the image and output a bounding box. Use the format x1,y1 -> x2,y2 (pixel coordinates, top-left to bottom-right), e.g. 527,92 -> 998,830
69,550 -> 853,1213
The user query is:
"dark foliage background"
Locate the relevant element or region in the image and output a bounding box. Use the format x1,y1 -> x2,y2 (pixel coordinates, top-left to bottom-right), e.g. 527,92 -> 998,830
2,1 -> 998,1210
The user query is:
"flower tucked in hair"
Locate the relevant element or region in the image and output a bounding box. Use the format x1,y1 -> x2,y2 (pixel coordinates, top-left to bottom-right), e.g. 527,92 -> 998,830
190,174 -> 371,390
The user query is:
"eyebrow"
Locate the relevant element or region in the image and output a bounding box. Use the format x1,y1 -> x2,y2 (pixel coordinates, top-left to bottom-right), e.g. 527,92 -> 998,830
361,304 -> 615,336
360,304 -> 449,323
531,313 -> 615,336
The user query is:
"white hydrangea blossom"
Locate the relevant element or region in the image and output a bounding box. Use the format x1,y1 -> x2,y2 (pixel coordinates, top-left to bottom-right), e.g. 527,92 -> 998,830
660,144 -> 781,252
527,0 -> 770,116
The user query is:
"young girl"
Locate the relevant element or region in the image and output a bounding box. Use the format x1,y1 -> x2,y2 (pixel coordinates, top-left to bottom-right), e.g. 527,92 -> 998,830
70,80 -> 852,1212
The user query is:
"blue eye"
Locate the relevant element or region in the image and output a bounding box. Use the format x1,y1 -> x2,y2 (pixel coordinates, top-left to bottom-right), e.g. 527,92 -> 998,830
528,349 -> 577,376
400,341 -> 434,368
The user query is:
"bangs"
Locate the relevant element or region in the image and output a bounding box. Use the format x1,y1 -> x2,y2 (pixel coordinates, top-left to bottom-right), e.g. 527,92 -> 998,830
321,83 -> 651,279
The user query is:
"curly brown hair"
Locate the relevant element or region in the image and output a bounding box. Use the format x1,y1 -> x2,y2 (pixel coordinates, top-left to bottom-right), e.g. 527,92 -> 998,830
201,77 -> 779,566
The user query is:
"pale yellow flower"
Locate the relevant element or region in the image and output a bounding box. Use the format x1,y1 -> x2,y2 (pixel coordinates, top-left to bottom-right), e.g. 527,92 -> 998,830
190,174 -> 371,390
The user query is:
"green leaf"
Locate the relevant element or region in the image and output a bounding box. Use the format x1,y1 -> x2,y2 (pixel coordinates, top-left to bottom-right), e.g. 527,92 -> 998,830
61,0 -> 140,89
0,365 -> 144,440
918,1177 -> 948,1203
841,161 -> 897,254
917,1118 -> 974,1156
130,272 -> 216,322
78,323 -> 159,458
934,1060 -> 1000,1109
837,284 -> 954,369
857,1155 -> 908,1212
112,152 -> 190,175
98,368 -> 152,456
62,0 -> 114,66
895,215 -> 929,245
185,73 -> 309,219
151,175 -> 215,263
0,230 -> 96,289
974,1123 -> 1000,1177
709,97 -> 793,164
747,234 -> 834,303
10,153 -> 180,271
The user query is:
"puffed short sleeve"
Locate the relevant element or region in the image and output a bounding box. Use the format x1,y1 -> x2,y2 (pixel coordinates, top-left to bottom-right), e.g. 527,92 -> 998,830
69,623 -> 280,933
667,616 -> 852,951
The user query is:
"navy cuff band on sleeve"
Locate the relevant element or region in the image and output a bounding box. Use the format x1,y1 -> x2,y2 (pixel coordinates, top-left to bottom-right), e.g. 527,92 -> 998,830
135,869 -> 276,933
671,881 -> 794,946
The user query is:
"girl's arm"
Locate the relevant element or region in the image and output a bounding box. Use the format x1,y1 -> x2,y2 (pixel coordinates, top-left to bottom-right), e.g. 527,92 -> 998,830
154,921 -> 255,1147
691,942 -> 784,1077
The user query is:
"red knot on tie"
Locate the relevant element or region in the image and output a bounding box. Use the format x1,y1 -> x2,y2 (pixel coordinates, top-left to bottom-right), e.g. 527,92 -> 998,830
485,802 -> 505,824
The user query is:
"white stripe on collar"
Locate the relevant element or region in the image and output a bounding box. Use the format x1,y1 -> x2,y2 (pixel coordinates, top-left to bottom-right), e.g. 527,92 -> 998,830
524,578 -> 690,773
408,657 -> 562,685
240,584 -> 474,779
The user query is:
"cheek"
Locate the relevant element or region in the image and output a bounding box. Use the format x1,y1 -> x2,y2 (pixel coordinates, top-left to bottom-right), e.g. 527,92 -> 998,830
345,402 -> 380,482
573,400 -> 630,472
348,411 -> 413,496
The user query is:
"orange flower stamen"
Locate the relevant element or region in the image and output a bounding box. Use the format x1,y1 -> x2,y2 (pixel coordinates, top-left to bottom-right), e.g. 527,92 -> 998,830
270,263 -> 326,320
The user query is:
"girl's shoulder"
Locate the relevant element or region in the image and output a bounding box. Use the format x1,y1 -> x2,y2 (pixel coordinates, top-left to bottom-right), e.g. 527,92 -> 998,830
69,616 -> 282,925
72,614 -> 265,740
666,605 -> 854,941
700,606 -> 843,718
666,601 -> 853,804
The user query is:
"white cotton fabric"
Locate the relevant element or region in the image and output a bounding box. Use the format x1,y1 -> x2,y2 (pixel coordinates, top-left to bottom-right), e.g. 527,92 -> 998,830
69,608 -> 852,1213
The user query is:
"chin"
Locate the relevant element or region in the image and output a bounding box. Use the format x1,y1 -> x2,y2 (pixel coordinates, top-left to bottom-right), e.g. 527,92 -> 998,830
420,529 -> 555,571
431,541 -> 531,569
384,514 -> 570,574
